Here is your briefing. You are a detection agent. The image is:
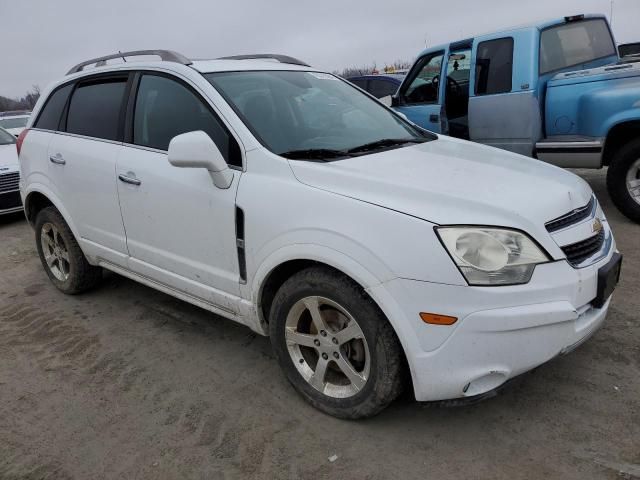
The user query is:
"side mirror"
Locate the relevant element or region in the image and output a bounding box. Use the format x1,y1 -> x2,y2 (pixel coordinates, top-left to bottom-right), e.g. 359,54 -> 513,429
168,131 -> 233,189
390,94 -> 401,108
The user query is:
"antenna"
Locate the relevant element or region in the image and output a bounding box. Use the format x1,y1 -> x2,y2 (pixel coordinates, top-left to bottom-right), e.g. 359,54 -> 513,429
119,51 -> 127,63
610,0 -> 614,27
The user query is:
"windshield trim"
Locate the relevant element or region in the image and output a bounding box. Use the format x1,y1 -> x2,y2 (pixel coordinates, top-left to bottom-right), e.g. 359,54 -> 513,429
204,70 -> 436,159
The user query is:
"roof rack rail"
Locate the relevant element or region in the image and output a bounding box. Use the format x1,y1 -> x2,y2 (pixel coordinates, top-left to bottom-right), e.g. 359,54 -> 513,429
67,50 -> 192,75
217,54 -> 310,67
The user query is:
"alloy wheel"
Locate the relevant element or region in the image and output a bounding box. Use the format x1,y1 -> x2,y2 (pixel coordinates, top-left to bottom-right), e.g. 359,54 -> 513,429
40,222 -> 71,282
285,296 -> 370,398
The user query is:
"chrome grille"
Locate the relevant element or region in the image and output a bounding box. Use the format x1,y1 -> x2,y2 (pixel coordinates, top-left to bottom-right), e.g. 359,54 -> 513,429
545,197 -> 595,232
0,172 -> 19,193
561,229 -> 605,267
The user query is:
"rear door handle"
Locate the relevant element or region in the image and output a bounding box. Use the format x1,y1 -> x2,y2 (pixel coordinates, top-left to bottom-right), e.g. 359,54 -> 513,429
118,173 -> 141,186
49,154 -> 65,165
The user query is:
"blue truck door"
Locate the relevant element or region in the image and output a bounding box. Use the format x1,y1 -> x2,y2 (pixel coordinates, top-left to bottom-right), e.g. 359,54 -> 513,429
394,50 -> 446,132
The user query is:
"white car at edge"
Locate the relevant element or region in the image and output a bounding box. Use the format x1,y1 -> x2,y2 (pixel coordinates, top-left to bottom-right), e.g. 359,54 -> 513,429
0,112 -> 30,137
18,50 -> 621,418
0,126 -> 23,215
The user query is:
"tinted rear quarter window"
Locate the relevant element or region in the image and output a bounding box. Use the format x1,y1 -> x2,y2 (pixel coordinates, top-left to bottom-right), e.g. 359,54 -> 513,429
540,19 -> 616,74
132,74 -> 241,166
34,84 -> 73,131
349,78 -> 368,89
475,37 -> 514,95
66,78 -> 127,141
368,79 -> 398,98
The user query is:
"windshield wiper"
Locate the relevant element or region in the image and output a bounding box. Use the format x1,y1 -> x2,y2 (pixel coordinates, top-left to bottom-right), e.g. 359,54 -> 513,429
346,138 -> 426,154
278,148 -> 351,161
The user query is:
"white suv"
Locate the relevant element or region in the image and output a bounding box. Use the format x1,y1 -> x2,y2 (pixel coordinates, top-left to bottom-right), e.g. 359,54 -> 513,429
19,50 -> 621,418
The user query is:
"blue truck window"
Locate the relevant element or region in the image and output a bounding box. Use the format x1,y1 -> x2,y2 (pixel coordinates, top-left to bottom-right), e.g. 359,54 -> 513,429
475,37 -> 514,95
402,52 -> 444,104
540,19 -> 616,74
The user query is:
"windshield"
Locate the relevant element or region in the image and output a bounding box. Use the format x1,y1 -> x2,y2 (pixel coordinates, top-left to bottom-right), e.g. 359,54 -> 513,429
205,71 -> 432,157
0,116 -> 28,129
0,128 -> 16,145
540,19 -> 616,74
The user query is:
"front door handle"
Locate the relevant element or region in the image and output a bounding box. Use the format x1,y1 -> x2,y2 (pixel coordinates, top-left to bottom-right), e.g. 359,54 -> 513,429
429,114 -> 439,123
49,154 -> 66,165
118,173 -> 141,186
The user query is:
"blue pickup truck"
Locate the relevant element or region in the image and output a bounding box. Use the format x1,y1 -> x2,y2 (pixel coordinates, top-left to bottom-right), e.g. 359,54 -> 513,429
392,14 -> 640,222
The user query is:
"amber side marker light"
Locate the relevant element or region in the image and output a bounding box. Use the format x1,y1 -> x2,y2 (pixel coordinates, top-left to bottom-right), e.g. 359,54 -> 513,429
420,312 -> 458,325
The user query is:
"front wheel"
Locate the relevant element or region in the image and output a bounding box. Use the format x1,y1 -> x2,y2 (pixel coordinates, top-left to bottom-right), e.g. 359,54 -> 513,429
607,139 -> 640,223
269,266 -> 405,419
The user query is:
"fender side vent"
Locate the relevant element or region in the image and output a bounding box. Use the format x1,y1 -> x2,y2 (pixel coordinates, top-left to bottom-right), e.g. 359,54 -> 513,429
235,206 -> 247,284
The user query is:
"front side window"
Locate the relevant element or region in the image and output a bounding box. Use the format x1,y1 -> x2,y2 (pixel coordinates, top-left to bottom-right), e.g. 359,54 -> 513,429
540,19 -> 616,74
206,70 -> 431,156
0,128 -> 16,144
475,38 -> 514,95
133,74 -> 240,166
34,84 -> 73,131
400,52 -> 444,104
0,116 -> 29,129
66,78 -> 127,141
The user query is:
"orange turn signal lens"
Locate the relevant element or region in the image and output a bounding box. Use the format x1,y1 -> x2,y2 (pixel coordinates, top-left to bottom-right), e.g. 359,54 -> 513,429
419,312 -> 458,325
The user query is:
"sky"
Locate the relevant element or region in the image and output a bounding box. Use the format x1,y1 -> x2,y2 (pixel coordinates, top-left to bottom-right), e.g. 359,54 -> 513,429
1,0 -> 638,98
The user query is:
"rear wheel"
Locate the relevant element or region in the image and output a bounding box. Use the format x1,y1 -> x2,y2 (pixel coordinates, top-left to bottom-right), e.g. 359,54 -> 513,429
269,266 -> 405,419
607,139 -> 640,223
35,207 -> 102,294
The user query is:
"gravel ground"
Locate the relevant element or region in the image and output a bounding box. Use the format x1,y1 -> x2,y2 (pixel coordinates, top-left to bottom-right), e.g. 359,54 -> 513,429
0,169 -> 638,479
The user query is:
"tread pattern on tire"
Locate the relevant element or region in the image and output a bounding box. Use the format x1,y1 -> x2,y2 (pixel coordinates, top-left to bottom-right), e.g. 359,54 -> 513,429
606,138 -> 640,223
269,265 -> 406,419
35,206 -> 102,294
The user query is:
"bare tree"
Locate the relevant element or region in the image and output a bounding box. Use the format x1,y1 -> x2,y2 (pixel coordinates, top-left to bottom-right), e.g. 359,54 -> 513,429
334,59 -> 412,78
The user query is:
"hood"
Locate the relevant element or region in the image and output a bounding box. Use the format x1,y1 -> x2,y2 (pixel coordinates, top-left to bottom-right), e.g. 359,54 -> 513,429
288,136 -> 592,233
0,144 -> 19,169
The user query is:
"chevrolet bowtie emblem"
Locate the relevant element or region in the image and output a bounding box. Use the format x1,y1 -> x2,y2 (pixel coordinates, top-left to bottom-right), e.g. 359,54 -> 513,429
592,218 -> 603,233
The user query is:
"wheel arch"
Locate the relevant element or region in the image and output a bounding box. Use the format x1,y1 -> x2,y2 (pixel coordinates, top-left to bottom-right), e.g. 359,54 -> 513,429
24,185 -> 82,241
252,246 -> 416,394
602,120 -> 640,166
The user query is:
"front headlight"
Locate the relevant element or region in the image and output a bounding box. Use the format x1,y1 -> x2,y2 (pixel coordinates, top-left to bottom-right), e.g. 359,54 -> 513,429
436,227 -> 550,286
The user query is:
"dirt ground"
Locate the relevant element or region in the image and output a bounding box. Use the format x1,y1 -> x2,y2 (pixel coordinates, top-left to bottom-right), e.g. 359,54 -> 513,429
0,169 -> 638,480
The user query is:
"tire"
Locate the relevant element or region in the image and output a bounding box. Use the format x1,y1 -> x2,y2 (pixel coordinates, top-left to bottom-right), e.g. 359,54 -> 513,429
269,266 -> 405,419
34,206 -> 102,294
606,138 -> 640,223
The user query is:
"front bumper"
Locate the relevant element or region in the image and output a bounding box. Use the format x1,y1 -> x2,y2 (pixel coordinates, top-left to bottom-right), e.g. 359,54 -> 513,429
0,190 -> 23,215
369,239 -> 617,402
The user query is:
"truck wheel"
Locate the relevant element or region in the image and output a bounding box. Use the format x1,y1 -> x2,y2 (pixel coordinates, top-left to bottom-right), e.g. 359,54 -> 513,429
35,207 -> 102,294
269,266 -> 405,419
607,139 -> 640,223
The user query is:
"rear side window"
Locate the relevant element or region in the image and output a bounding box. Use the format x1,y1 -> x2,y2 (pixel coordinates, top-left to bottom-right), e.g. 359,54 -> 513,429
368,79 -> 398,98
540,19 -> 616,74
34,84 -> 73,131
133,74 -> 241,166
66,78 -> 127,141
475,38 -> 514,95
